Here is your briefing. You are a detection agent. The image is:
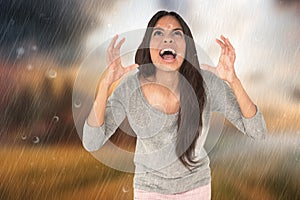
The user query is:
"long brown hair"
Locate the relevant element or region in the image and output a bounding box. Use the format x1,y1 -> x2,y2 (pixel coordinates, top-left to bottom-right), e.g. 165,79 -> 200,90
135,10 -> 207,169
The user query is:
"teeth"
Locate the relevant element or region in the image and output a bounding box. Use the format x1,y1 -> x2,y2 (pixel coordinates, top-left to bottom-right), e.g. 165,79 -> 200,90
160,48 -> 176,55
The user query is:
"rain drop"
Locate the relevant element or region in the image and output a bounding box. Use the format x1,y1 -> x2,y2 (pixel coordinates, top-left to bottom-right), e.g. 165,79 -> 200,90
122,186 -> 129,193
53,116 -> 59,122
32,136 -> 40,144
21,135 -> 27,140
16,47 -> 25,57
31,45 -> 38,51
74,99 -> 81,108
27,64 -> 33,71
47,69 -> 57,79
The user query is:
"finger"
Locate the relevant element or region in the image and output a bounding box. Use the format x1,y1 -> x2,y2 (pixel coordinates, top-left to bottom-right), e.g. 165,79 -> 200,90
200,64 -> 217,74
220,35 -> 227,43
225,46 -> 228,55
112,38 -> 125,57
225,38 -> 235,52
221,35 -> 235,52
216,38 -> 226,54
220,35 -> 229,55
124,64 -> 139,73
106,35 -> 118,63
221,35 -> 235,54
115,37 -> 126,50
108,34 -> 118,52
216,38 -> 225,48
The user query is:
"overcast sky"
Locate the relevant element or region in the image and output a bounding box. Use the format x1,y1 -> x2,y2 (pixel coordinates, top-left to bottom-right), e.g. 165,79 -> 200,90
1,0 -> 299,105
83,0 -> 300,106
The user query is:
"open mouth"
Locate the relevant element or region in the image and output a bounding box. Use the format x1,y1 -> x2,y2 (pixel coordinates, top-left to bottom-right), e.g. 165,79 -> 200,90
159,48 -> 177,60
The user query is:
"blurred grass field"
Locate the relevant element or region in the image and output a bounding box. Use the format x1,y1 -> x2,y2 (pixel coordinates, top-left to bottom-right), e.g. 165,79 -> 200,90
0,145 -> 134,200
1,130 -> 299,200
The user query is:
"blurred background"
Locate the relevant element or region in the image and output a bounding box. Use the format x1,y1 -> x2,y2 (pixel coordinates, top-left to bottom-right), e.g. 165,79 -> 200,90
0,0 -> 299,199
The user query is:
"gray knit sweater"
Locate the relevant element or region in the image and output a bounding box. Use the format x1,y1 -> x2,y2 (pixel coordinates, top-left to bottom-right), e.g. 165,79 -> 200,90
82,69 -> 267,194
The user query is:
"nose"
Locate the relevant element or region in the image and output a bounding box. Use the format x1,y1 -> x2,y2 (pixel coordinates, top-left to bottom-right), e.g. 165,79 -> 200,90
163,37 -> 173,43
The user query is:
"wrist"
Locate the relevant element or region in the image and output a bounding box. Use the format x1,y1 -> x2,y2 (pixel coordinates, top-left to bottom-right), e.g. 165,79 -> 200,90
228,76 -> 240,88
96,81 -> 110,98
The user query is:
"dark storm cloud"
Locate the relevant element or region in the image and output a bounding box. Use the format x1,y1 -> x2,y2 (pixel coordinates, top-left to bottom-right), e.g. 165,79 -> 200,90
0,0 -> 114,65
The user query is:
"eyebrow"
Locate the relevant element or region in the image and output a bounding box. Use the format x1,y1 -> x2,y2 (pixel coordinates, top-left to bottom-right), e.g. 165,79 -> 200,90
153,27 -> 183,32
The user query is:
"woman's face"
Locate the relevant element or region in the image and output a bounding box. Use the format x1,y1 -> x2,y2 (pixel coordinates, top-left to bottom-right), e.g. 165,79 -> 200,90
149,15 -> 186,71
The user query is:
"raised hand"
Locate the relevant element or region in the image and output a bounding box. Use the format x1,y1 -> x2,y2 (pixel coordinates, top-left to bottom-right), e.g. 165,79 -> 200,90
102,35 -> 138,86
201,35 -> 237,83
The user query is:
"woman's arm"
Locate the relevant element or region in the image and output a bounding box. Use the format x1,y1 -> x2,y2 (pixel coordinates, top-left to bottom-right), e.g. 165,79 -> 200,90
87,35 -> 138,126
87,81 -> 110,127
227,77 -> 257,119
82,35 -> 138,151
201,35 -> 258,119
201,35 -> 267,139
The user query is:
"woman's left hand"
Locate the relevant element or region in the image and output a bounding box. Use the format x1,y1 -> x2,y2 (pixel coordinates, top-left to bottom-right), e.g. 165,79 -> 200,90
201,35 -> 237,83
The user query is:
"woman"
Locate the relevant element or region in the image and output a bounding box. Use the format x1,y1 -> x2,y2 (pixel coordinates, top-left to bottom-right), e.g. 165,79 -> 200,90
82,10 -> 267,199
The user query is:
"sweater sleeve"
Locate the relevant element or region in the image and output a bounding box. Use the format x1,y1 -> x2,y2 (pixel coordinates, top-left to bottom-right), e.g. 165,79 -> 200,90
82,91 -> 126,152
206,71 -> 267,139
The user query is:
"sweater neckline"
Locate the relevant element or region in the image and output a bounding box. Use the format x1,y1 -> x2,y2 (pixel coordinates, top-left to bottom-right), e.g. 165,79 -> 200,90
134,73 -> 179,117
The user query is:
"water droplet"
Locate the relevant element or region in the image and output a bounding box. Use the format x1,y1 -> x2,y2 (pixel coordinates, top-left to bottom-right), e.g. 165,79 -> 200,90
32,136 -> 40,144
21,135 -> 27,140
53,116 -> 59,122
122,186 -> 129,193
107,23 -> 112,28
47,69 -> 57,79
31,45 -> 37,51
27,64 -> 33,71
74,99 -> 81,108
16,47 -> 25,57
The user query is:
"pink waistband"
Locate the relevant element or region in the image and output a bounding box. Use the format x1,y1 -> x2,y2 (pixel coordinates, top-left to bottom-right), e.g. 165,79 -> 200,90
134,183 -> 211,200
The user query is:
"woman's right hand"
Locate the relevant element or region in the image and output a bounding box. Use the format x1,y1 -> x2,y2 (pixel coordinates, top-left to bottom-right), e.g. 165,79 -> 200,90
102,35 -> 138,86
